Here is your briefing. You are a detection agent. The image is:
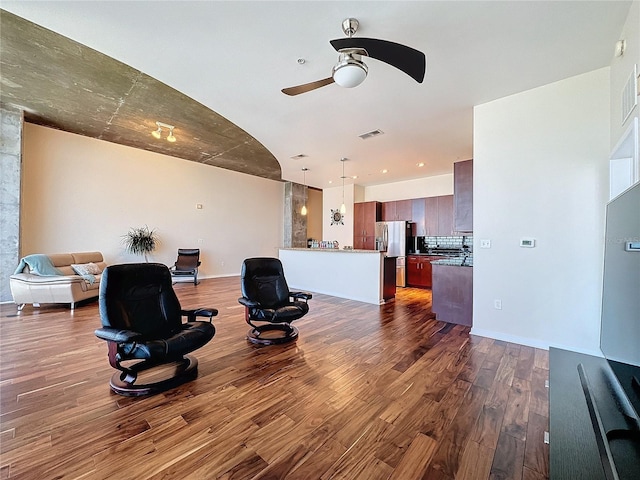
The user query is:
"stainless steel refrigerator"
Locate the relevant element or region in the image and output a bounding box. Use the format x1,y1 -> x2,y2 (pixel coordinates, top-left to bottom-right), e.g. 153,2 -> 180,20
375,221 -> 411,287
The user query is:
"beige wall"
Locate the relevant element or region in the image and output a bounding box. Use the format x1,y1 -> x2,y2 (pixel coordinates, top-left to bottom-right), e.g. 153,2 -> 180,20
363,174 -> 454,202
21,124 -> 284,278
473,68 -> 610,354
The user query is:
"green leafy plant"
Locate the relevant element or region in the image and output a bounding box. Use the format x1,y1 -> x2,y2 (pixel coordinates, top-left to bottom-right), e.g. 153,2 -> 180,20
122,225 -> 158,262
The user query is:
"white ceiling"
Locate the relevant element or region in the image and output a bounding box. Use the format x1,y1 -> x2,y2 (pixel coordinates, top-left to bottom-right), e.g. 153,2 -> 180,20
2,1 -> 632,190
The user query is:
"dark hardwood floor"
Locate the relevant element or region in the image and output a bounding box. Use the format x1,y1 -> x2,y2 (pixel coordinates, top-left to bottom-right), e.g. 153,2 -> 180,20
0,277 -> 549,479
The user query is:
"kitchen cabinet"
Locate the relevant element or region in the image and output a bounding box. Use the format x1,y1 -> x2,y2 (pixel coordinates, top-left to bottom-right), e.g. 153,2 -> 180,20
382,200 -> 412,221
412,198 -> 426,236
454,159 -> 473,232
437,195 -> 454,236
379,194 -> 454,236
407,255 -> 439,288
353,201 -> 381,250
422,195 -> 454,236
395,200 -> 412,221
432,264 -> 473,326
425,197 -> 439,236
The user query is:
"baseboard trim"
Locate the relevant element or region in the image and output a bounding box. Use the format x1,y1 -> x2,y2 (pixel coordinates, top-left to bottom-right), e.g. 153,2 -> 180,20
470,327 -> 603,356
470,328 -> 551,350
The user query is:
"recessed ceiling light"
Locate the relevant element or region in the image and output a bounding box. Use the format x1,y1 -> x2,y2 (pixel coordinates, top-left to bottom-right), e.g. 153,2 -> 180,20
381,169 -> 388,174
417,162 -> 424,167
352,175 -> 358,179
328,180 -> 333,184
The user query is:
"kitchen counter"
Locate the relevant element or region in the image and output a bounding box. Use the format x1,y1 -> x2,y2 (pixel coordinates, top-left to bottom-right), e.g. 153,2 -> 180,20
431,256 -> 473,267
284,247 -> 389,254
279,248 -> 396,305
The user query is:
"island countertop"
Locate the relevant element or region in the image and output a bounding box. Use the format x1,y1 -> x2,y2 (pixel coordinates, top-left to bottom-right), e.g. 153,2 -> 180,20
281,247 -> 386,254
431,256 -> 473,267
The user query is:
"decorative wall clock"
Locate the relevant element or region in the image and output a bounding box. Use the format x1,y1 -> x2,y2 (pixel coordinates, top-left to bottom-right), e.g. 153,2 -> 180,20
330,209 -> 344,225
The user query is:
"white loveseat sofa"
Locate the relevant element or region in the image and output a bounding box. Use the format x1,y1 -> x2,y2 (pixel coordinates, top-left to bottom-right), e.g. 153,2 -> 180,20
10,252 -> 107,310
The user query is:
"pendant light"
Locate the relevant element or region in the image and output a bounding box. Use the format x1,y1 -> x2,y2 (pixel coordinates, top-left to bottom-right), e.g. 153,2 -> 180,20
340,158 -> 347,214
301,167 -> 308,216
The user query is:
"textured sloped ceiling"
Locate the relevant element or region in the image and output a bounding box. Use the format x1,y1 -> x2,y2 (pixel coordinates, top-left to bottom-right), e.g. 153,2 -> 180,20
0,11 -> 282,181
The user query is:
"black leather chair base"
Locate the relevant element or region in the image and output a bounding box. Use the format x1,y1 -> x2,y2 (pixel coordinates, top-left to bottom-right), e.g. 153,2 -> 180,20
109,354 -> 198,397
246,324 -> 299,346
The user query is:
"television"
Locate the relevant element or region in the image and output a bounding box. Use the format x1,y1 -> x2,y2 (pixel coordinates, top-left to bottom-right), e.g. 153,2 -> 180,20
599,181 -> 640,414
590,181 -> 640,479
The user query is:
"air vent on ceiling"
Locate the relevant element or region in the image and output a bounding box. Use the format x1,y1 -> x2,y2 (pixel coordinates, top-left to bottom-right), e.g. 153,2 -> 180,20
290,154 -> 308,160
358,129 -> 384,140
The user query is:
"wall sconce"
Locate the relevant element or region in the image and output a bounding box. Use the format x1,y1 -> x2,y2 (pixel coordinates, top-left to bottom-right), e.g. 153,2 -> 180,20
151,121 -> 177,142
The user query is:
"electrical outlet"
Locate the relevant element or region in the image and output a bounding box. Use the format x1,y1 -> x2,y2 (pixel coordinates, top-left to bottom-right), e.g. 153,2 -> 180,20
197,238 -> 203,244
480,239 -> 491,248
494,299 -> 502,310
221,260 -> 225,267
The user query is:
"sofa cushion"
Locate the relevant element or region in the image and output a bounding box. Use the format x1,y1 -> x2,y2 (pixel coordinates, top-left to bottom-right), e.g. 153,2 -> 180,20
71,262 -> 102,276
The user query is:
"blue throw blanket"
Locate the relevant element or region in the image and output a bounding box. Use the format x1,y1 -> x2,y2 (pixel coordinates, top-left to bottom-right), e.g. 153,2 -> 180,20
79,274 -> 96,285
14,254 -> 63,276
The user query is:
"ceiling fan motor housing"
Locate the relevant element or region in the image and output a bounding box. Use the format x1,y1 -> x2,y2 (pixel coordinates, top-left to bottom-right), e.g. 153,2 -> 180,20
332,52 -> 368,88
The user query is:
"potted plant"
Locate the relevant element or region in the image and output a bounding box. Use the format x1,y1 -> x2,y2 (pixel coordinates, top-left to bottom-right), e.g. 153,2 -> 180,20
122,225 -> 158,262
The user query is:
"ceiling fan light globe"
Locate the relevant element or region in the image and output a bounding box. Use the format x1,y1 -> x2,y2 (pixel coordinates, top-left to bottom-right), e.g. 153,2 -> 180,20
332,61 -> 367,88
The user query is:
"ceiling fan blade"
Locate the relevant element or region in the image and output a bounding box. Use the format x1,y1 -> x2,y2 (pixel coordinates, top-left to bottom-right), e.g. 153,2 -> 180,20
282,77 -> 335,96
330,37 -> 426,83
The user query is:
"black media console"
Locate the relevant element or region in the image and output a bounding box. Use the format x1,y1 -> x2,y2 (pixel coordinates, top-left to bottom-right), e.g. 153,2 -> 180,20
549,348 -> 640,479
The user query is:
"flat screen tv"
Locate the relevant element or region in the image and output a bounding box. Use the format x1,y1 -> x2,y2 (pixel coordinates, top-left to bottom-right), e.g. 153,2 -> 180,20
599,181 -> 640,415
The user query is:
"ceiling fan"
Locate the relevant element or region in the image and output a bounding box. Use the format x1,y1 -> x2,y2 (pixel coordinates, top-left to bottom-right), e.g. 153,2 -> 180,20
282,18 -> 426,96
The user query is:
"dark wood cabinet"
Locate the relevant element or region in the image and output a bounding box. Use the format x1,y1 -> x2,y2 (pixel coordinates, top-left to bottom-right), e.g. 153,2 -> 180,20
353,201 -> 381,250
381,201 -> 395,221
412,198 -> 426,236
437,195 -> 454,236
407,256 -> 423,287
395,200 -> 412,221
407,255 -> 439,288
421,195 -> 454,236
381,195 -> 454,236
382,200 -> 412,221
454,159 -> 473,232
432,264 -> 473,326
425,197 -> 439,236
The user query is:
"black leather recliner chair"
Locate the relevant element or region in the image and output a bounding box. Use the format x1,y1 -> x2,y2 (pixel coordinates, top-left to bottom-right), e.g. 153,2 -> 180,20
95,263 -> 217,396
238,257 -> 312,345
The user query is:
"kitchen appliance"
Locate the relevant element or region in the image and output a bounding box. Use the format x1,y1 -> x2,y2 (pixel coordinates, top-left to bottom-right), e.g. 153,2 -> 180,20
375,221 -> 412,287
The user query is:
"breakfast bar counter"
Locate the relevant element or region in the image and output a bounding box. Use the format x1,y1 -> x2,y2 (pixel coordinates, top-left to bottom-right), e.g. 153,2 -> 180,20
279,248 -> 396,305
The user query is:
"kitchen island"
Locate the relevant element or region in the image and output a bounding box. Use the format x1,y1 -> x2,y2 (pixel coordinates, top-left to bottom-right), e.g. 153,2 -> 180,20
431,257 -> 473,326
279,248 -> 396,305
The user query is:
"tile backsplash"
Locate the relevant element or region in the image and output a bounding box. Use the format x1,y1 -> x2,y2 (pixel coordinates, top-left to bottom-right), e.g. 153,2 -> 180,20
423,235 -> 473,251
